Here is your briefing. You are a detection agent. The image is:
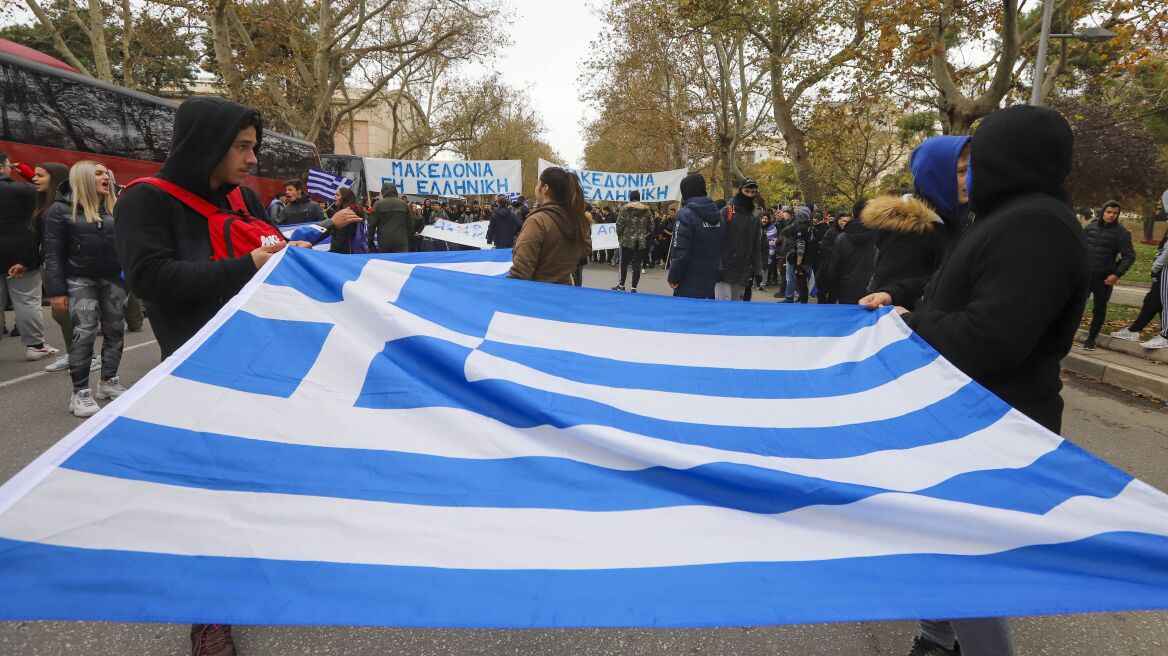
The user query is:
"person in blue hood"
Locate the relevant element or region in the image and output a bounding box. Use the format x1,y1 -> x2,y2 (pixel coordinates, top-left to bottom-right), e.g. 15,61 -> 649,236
859,134 -> 971,310
668,173 -> 724,298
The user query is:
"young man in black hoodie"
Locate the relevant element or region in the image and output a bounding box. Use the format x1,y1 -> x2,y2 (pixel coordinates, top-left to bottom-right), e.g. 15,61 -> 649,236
116,98 -> 295,369
893,105 -> 1090,656
715,179 -> 762,301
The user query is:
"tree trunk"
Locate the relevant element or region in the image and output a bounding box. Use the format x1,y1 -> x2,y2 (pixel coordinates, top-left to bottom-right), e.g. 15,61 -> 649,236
772,95 -> 823,207
720,142 -> 735,200
119,0 -> 134,89
86,0 -> 114,82
315,118 -> 336,154
209,1 -> 244,95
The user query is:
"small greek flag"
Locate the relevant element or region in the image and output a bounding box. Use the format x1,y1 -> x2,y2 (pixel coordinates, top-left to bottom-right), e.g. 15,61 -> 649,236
306,168 -> 354,200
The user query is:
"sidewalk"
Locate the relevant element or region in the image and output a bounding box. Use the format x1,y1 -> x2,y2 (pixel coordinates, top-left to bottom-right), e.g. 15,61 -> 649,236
1111,283 -> 1152,307
1062,329 -> 1168,401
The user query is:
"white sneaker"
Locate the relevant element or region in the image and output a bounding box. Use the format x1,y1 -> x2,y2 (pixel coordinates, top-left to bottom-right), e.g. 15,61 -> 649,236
1140,335 -> 1168,350
1110,328 -> 1140,342
94,376 -> 127,400
26,344 -> 59,361
68,389 -> 100,418
44,355 -> 69,372
90,357 -> 101,372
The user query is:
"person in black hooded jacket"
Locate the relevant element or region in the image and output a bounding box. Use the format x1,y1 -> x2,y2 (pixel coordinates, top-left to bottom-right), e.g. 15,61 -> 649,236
893,104 -> 1090,656
715,179 -> 763,301
487,198 -> 520,249
668,173 -> 724,299
114,98 -> 296,365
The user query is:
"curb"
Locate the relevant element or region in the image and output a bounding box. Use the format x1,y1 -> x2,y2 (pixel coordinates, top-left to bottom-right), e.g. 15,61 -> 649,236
1074,329 -> 1168,364
1062,352 -> 1168,401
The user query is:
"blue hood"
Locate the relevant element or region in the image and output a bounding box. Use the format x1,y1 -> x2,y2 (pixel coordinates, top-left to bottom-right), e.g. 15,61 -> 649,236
910,135 -> 971,222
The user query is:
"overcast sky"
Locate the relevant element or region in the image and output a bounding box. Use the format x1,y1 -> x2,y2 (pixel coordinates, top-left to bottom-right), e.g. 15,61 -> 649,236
469,0 -> 606,167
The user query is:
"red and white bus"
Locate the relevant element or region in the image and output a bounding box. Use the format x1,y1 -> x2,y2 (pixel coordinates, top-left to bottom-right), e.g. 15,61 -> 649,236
0,39 -> 319,202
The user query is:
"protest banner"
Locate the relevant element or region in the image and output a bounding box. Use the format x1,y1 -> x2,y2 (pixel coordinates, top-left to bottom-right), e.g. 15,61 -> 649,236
422,218 -> 618,251
421,219 -> 493,249
538,158 -> 686,203
364,158 -> 522,197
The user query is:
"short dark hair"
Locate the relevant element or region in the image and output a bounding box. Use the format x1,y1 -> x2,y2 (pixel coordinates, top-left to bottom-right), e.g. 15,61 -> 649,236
628,190 -> 641,202
284,179 -> 303,190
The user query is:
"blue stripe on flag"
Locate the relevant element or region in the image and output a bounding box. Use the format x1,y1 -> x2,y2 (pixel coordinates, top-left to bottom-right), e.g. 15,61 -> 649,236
915,440 -> 1133,514
355,336 -> 1009,458
3,533 -> 1167,626
60,419 -> 884,513
60,418 -> 1130,514
171,311 -> 333,397
475,333 -> 936,398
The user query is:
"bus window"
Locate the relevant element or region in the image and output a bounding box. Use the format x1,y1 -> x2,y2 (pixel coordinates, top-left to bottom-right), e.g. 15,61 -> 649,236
259,135 -> 318,182
121,96 -> 174,162
24,67 -> 127,155
0,62 -> 35,143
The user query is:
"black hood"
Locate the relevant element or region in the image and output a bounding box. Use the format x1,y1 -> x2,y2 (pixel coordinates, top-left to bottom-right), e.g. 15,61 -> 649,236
1099,200 -> 1121,218
158,97 -> 263,200
680,173 -> 707,201
969,104 -> 1072,216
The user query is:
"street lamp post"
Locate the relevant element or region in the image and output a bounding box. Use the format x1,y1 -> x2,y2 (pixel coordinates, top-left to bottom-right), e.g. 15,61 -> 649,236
1030,0 -> 1117,106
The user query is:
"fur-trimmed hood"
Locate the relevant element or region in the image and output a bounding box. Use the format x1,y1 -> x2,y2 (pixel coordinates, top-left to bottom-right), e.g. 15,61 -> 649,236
622,201 -> 650,212
860,194 -> 943,234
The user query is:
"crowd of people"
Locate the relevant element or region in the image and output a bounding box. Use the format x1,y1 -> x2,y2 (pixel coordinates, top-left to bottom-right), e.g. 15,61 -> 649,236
1,93 -> 1167,656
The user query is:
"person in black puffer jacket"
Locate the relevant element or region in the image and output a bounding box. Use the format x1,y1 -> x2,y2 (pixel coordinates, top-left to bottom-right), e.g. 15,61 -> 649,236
668,173 -> 724,299
487,198 -> 521,249
43,161 -> 128,417
281,179 -> 326,224
1081,200 -> 1136,349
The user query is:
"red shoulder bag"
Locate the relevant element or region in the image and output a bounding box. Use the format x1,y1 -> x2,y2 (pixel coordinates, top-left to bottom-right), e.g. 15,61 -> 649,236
125,177 -> 285,261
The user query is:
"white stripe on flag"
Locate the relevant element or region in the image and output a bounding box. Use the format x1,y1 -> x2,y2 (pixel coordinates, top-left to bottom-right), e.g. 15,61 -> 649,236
2,469 -> 1166,569
463,348 -> 963,428
122,376 -> 1060,493
483,310 -> 912,370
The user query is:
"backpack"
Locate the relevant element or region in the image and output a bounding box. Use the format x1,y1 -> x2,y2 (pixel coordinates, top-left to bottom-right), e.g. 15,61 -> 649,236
125,177 -> 285,260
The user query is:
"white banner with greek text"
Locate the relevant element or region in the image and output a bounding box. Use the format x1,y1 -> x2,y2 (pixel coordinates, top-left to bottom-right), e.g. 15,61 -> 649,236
422,218 -> 618,251
538,159 -> 685,203
364,158 -> 522,197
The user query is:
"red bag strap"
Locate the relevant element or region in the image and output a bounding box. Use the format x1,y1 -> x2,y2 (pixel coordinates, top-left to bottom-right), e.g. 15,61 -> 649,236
726,205 -> 734,222
227,187 -> 248,213
124,177 -> 250,219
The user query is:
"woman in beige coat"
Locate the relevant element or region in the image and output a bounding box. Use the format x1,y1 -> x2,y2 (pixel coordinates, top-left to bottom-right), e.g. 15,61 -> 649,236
509,167 -> 592,285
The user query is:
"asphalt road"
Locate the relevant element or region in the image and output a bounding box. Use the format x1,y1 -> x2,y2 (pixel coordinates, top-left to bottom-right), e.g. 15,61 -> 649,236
1,261 -> 1166,655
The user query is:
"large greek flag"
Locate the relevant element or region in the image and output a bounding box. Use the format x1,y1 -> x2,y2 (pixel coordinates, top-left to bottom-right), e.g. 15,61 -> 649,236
1,247 -> 1167,627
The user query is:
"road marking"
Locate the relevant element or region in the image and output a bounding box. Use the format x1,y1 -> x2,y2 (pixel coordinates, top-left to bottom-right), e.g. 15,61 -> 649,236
0,340 -> 157,390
